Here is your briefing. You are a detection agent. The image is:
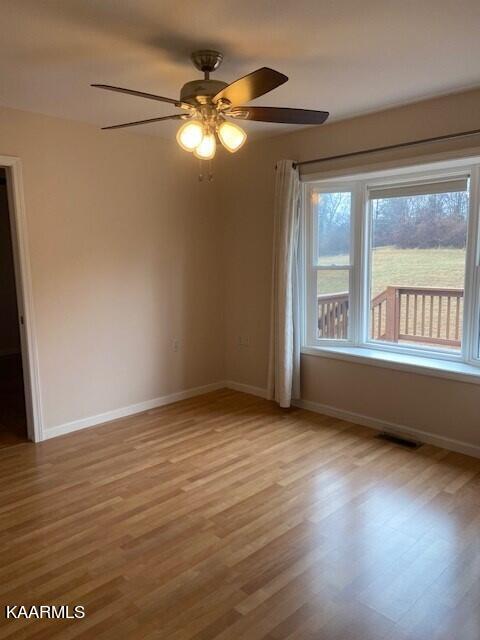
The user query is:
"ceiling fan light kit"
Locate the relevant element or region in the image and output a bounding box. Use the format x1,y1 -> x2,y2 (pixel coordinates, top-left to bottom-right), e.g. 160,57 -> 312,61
92,49 -> 329,172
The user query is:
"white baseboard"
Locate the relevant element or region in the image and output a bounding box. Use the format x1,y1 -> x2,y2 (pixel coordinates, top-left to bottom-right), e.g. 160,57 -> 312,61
44,380 -> 268,441
293,397 -> 480,459
43,381 -> 225,440
42,377 -> 480,459
222,381 -> 480,458
224,380 -> 270,399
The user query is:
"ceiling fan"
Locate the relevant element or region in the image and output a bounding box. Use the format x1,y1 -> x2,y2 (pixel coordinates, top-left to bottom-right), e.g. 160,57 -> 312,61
92,50 -> 329,160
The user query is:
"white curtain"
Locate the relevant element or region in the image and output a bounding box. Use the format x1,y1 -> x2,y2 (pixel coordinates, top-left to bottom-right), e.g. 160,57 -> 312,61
267,160 -> 301,408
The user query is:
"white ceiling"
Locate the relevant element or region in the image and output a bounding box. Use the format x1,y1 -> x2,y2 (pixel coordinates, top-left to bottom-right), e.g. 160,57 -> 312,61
1,0 -> 480,140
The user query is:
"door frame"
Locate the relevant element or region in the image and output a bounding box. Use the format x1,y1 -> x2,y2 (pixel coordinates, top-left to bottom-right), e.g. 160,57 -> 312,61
1,155 -> 43,442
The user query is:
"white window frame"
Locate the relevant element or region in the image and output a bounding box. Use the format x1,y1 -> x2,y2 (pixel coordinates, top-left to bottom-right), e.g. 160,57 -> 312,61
304,182 -> 356,347
301,156 -> 480,374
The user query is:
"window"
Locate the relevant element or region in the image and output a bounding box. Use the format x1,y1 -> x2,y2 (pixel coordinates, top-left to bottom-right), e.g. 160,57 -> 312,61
303,160 -> 480,369
306,188 -> 353,340
368,178 -> 469,352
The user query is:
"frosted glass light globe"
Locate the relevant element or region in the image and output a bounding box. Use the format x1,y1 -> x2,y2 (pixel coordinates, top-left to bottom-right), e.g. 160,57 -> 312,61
176,120 -> 204,152
218,120 -> 247,153
193,133 -> 216,160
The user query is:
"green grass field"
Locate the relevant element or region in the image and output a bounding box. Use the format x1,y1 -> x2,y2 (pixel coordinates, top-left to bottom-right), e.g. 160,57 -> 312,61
318,247 -> 466,298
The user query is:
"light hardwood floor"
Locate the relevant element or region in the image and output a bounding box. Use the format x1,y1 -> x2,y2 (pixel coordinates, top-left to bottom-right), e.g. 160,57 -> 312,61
1,388 -> 479,639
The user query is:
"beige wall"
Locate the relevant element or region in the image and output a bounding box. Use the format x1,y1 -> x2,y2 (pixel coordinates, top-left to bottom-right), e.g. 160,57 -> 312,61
0,106 -> 224,431
220,87 -> 480,450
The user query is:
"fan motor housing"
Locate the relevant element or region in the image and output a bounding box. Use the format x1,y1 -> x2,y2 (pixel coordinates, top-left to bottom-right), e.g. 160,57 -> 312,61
180,79 -> 228,105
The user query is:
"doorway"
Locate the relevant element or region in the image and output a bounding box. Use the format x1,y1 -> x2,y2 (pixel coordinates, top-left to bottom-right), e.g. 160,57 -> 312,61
0,168 -> 27,447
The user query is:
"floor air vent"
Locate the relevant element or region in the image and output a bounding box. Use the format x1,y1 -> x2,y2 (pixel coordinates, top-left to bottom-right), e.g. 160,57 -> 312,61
376,432 -> 422,449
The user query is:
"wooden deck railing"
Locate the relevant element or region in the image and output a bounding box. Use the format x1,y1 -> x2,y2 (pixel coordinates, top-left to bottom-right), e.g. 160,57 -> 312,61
317,292 -> 349,339
371,286 -> 464,347
318,286 -> 464,347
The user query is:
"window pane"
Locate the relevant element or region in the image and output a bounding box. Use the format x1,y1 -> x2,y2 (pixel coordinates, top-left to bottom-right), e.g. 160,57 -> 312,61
317,270 -> 350,339
369,187 -> 469,351
313,191 -> 351,266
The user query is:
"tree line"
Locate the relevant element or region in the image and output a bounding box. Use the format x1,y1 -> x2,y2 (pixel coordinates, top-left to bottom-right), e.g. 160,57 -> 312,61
316,191 -> 468,257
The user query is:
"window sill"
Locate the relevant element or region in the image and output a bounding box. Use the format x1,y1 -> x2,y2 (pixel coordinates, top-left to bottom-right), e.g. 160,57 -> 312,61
301,345 -> 480,385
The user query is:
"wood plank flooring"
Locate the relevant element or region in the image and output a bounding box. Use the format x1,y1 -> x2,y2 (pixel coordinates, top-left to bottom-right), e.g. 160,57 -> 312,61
1,388 -> 479,639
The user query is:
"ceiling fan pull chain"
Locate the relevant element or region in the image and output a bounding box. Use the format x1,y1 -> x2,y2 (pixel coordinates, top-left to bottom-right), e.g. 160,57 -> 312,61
197,159 -> 214,182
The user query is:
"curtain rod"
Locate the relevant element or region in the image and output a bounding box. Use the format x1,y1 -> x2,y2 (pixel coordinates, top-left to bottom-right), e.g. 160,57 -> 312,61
293,127 -> 480,169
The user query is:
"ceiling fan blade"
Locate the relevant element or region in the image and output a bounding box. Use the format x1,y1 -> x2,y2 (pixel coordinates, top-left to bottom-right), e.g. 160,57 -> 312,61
101,114 -> 185,130
92,84 -> 192,110
213,68 -> 288,107
228,106 -> 329,125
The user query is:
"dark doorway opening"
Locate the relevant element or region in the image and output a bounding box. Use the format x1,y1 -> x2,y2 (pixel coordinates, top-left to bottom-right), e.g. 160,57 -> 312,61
0,169 -> 27,447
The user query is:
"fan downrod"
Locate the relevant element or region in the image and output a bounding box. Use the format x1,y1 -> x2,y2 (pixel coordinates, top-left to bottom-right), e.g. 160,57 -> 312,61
191,50 -> 223,79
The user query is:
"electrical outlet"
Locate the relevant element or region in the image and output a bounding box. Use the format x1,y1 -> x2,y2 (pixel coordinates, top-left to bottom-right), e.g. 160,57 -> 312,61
172,338 -> 180,352
238,336 -> 250,348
